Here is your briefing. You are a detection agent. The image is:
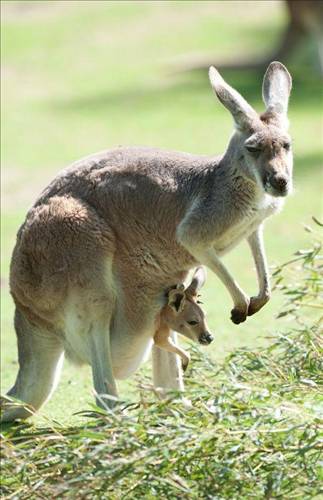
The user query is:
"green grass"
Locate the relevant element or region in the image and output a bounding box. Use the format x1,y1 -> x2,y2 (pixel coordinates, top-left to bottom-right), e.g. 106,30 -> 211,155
1,237 -> 322,498
1,0 -> 322,424
2,330 -> 322,498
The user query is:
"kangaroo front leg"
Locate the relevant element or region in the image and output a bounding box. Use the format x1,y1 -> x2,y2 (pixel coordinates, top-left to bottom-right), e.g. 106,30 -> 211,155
247,225 -> 271,316
154,328 -> 190,372
152,331 -> 184,393
194,247 -> 250,324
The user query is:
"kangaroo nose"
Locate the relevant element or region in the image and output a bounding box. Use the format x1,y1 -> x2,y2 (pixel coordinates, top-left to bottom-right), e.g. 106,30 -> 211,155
199,332 -> 214,345
269,174 -> 288,194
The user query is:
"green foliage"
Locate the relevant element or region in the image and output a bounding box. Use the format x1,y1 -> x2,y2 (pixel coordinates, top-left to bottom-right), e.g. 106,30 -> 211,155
273,218 -> 323,327
1,234 -> 322,499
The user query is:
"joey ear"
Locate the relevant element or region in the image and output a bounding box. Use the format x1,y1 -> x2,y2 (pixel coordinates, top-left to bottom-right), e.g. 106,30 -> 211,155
209,66 -> 259,131
186,266 -> 207,297
168,289 -> 185,313
262,61 -> 292,124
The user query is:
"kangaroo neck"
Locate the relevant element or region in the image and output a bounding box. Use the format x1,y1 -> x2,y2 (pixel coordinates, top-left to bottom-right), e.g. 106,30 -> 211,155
200,151 -> 261,219
220,145 -> 258,185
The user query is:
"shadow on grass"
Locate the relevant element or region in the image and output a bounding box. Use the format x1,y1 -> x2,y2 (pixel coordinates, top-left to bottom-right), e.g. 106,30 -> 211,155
49,66 -> 322,114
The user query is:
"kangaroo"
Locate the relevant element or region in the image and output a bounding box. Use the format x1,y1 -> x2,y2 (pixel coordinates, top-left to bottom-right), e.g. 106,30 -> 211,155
155,267 -> 213,372
2,62 -> 292,421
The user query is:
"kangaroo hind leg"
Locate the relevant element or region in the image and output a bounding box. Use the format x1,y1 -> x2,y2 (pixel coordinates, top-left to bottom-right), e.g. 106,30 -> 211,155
89,314 -> 118,411
1,308 -> 64,422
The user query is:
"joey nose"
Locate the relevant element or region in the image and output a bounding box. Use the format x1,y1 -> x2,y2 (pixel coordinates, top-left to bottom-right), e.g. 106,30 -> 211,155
199,332 -> 214,345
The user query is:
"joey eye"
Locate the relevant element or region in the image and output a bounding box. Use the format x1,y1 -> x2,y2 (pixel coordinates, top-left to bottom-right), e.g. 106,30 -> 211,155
245,145 -> 261,154
187,320 -> 198,326
283,142 -> 291,151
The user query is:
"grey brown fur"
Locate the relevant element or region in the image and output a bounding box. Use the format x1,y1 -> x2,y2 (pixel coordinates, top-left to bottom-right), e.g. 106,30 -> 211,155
2,62 -> 293,421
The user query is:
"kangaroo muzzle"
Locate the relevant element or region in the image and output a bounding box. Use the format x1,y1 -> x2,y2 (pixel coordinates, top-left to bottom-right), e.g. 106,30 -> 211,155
199,332 -> 214,345
268,173 -> 289,196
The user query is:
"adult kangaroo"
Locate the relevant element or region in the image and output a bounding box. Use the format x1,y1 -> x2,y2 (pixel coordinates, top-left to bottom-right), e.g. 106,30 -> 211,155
3,62 -> 292,421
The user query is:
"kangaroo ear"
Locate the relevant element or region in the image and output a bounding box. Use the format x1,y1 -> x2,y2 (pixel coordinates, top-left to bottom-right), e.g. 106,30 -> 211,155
186,266 -> 207,297
168,289 -> 185,313
262,61 -> 292,124
209,66 -> 258,131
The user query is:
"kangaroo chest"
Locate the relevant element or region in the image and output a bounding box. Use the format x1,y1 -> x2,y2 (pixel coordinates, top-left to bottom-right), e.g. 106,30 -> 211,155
213,216 -> 260,255
213,194 -> 283,256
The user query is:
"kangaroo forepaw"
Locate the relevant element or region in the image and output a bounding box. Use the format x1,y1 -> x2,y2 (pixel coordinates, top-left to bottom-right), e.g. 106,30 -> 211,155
231,307 -> 248,324
248,294 -> 270,316
182,359 -> 189,372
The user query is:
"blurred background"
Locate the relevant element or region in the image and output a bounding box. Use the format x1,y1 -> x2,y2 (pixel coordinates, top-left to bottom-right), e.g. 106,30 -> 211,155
1,0 -> 322,421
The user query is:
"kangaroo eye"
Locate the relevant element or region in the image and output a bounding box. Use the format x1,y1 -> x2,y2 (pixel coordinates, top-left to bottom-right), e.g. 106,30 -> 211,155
283,142 -> 290,151
187,320 -> 198,326
246,145 -> 261,154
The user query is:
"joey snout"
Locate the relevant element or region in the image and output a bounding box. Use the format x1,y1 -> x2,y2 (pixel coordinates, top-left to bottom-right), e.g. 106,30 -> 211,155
198,332 -> 214,345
